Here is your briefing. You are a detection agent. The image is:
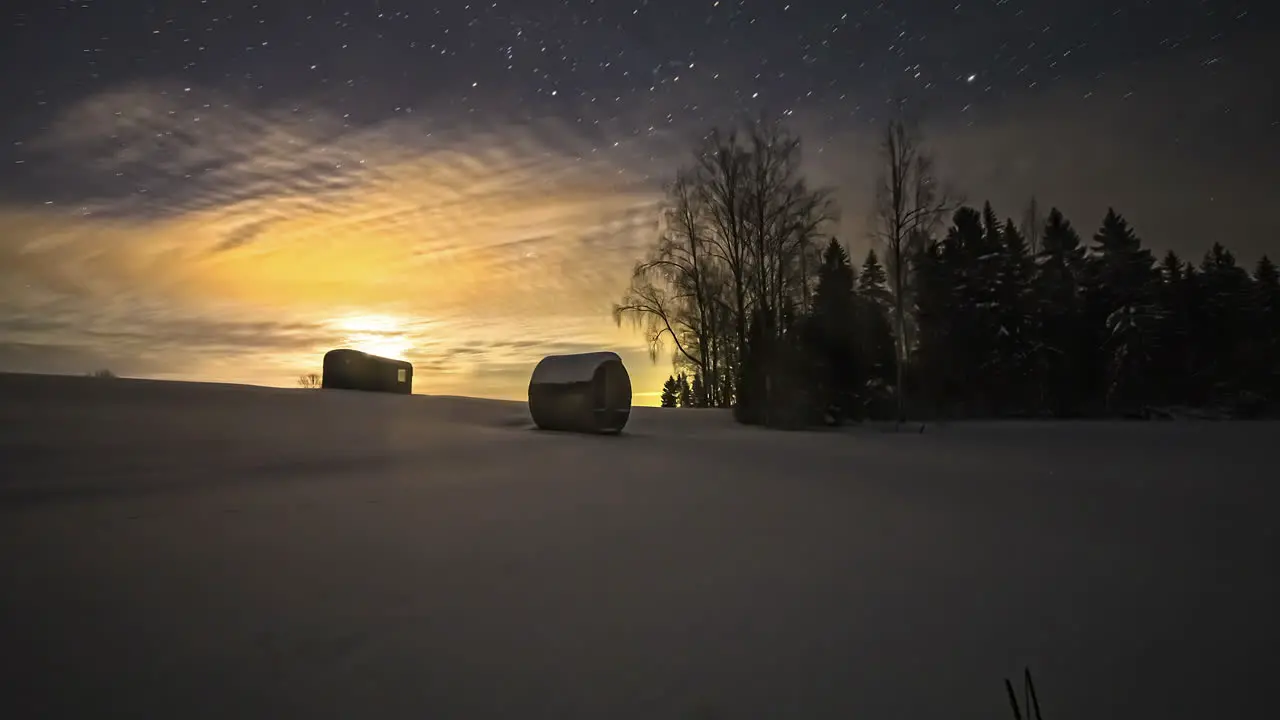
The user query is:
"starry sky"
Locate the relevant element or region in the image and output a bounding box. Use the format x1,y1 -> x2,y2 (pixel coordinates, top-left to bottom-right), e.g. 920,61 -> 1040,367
1,0 -> 1276,402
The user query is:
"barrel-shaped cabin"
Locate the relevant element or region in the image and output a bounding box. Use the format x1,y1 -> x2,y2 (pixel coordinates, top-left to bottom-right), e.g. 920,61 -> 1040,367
321,349 -> 413,395
527,351 -> 631,433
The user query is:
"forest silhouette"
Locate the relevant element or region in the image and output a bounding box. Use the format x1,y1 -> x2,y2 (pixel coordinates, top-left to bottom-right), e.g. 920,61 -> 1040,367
620,116 -> 1278,426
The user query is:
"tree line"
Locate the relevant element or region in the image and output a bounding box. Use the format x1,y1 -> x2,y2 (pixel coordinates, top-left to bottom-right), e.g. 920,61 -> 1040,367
617,116 -> 1279,426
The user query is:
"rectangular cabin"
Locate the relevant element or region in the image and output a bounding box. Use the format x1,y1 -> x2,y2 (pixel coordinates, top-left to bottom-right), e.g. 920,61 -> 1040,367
321,349 -> 413,395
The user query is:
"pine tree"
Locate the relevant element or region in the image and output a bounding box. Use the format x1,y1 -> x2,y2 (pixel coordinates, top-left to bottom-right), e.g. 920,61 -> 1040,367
981,202 -> 1003,253
1033,208 -> 1088,414
814,238 -> 855,314
1255,255 -> 1280,327
1197,243 -> 1255,404
911,206 -> 980,413
910,206 -> 1011,416
1256,255 -> 1280,305
1253,256 -> 1280,403
853,245 -> 897,415
1159,249 -> 1182,284
1088,208 -> 1157,411
1152,249 -> 1192,405
947,206 -> 1001,413
856,248 -> 891,310
1104,302 -> 1162,413
908,237 -> 953,415
1039,208 -> 1087,279
993,218 -> 1037,412
676,372 -> 694,407
1177,260 -> 1215,405
1090,208 -> 1156,309
809,238 -> 860,421
690,372 -> 706,407
661,376 -> 679,407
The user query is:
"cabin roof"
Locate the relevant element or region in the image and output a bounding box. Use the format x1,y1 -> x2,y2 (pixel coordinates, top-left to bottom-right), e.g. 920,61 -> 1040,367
529,351 -> 622,385
323,348 -> 413,369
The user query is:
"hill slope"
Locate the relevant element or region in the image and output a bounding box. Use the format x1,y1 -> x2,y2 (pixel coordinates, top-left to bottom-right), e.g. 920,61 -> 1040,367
1,373 -> 1276,718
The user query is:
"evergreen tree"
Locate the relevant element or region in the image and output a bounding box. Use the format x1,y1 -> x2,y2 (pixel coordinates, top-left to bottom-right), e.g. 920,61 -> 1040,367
1090,208 -> 1157,309
1177,260 -> 1215,405
610,118 -> 1279,425
907,207 -> 986,415
814,238 -> 856,311
1256,255 -> 1280,309
690,372 -> 706,408
676,372 -> 694,407
1039,208 -> 1087,279
1159,249 -> 1183,284
1087,208 -> 1157,410
808,238 -> 861,422
1104,302 -> 1162,413
1152,249 -> 1193,405
1034,208 -> 1088,415
1197,242 -> 1255,403
955,206 -> 1001,412
854,246 -> 897,416
993,218 -> 1037,412
1253,256 -> 1280,403
855,292 -> 899,418
661,376 -> 679,407
856,248 -> 891,310
981,202 -> 1004,253
908,237 -> 954,415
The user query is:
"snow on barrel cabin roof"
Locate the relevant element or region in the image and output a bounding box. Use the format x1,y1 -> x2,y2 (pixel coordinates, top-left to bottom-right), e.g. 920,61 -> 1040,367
529,352 -> 623,385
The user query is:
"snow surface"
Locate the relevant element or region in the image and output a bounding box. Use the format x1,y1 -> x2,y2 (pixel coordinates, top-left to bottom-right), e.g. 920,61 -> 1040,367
529,351 -> 622,385
1,372 -> 1275,719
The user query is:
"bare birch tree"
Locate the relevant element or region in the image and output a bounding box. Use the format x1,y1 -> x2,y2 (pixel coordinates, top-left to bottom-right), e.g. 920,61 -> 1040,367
1020,196 -> 1044,256
872,116 -> 950,424
615,117 -> 831,411
696,127 -> 752,359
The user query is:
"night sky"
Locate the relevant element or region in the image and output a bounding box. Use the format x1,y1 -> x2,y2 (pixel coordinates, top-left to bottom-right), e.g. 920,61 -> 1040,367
1,1 -> 1276,400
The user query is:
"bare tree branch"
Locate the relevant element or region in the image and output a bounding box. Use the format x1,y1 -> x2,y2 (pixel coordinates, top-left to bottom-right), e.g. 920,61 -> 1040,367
871,114 -> 953,423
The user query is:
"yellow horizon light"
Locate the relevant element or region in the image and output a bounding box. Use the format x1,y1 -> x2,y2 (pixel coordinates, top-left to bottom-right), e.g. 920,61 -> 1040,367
328,313 -> 415,360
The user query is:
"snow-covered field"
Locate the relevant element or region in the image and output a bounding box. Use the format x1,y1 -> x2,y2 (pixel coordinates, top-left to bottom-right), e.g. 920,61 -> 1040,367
1,372 -> 1275,719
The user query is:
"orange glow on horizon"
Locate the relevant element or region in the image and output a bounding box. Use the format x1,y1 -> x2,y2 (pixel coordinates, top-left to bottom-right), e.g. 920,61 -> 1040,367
0,82 -> 681,405
329,314 -> 416,360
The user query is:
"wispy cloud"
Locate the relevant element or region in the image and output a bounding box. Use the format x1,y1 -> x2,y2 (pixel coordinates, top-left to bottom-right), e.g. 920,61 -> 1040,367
1,79 -> 678,399
9,30 -> 1273,402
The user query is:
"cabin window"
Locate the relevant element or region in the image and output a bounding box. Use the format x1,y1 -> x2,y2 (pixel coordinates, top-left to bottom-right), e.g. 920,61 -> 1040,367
397,368 -> 407,383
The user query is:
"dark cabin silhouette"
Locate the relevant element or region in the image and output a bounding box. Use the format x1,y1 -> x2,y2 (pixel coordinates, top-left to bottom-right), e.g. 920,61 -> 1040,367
528,351 -> 632,433
321,349 -> 413,395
